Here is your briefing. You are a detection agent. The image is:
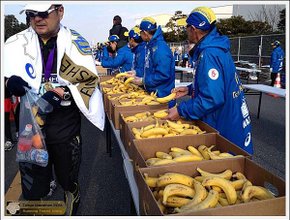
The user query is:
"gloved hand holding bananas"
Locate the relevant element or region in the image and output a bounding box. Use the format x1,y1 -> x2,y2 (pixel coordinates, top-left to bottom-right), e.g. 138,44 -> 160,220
145,145 -> 244,166
143,168 -> 275,215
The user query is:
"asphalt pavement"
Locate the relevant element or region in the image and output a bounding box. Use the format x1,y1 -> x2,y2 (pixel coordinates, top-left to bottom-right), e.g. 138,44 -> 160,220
4,80 -> 286,216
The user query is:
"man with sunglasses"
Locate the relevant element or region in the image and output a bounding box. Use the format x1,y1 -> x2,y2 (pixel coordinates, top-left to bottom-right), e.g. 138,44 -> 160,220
166,7 -> 253,155
4,3 -> 105,215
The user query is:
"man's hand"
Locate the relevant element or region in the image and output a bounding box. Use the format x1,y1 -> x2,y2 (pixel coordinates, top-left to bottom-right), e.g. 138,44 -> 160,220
41,90 -> 62,108
165,106 -> 181,121
171,86 -> 189,99
6,75 -> 30,96
126,70 -> 136,77
132,76 -> 143,86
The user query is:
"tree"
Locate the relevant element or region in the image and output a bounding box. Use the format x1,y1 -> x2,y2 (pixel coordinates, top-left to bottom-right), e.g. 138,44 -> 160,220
5,15 -> 28,41
164,11 -> 187,42
277,8 -> 285,32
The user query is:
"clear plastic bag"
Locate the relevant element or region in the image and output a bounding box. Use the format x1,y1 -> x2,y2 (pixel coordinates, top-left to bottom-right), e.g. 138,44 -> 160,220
16,90 -> 52,167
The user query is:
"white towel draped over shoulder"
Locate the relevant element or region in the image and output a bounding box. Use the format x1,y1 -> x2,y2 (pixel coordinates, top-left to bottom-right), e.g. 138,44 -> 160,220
3,25 -> 105,131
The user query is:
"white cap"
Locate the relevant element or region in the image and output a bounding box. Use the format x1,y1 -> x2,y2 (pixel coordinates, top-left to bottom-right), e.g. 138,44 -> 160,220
20,2 -> 62,14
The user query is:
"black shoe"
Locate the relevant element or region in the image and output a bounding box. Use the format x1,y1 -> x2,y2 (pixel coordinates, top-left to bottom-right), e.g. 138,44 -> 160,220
64,183 -> 80,216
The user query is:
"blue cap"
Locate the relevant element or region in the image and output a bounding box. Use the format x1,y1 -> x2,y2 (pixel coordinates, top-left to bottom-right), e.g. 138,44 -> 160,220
140,17 -> 157,31
271,40 -> 280,47
108,35 -> 119,42
186,7 -> 216,31
125,26 -> 142,40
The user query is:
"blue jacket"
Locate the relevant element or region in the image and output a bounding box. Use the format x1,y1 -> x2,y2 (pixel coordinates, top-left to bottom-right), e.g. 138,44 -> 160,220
131,42 -> 146,77
102,44 -> 133,72
143,26 -> 175,107
177,27 -> 253,154
270,46 -> 285,73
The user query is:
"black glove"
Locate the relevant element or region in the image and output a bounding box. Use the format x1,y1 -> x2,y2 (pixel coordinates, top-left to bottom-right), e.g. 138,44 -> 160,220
6,75 -> 30,96
41,90 -> 62,108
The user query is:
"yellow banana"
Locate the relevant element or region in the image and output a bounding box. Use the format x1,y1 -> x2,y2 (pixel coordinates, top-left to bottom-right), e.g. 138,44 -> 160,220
157,172 -> 195,188
170,147 -> 192,155
218,153 -> 235,158
175,179 -> 207,213
164,133 -> 176,137
162,183 -> 195,204
143,124 -> 155,131
152,159 -> 176,166
141,127 -> 168,138
156,151 -> 173,160
115,72 -> 130,78
135,111 -> 150,118
124,77 -> 134,85
179,129 -> 198,135
232,171 -> 247,180
156,92 -> 176,104
157,199 -> 166,213
145,157 -> 162,166
146,101 -> 160,105
196,167 -> 233,180
173,154 -> 203,163
198,145 -> 211,160
132,128 -> 140,135
231,179 -> 247,191
241,186 -> 275,203
218,196 -> 229,206
212,150 -> 221,155
202,176 -> 237,205
153,109 -> 168,118
166,120 -> 185,129
187,146 -> 204,158
165,196 -> 191,208
194,176 -> 206,183
144,173 -> 158,188
124,116 -> 138,122
169,151 -> 184,158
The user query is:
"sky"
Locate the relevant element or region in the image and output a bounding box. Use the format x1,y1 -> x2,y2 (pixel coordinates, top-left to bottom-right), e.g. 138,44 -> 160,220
2,0 -> 234,45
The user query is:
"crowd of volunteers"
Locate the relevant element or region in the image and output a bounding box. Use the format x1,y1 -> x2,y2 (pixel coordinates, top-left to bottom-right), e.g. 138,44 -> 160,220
4,2 -> 284,216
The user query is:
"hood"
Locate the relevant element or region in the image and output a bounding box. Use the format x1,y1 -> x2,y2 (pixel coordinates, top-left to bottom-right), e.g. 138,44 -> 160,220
191,27 -> 230,62
147,26 -> 164,47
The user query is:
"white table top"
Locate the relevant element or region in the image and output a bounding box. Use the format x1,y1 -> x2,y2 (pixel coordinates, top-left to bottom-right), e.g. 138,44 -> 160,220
175,66 -> 194,72
243,84 -> 286,97
236,67 -> 261,73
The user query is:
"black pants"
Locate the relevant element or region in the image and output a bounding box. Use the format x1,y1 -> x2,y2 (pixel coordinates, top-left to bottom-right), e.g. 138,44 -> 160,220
270,72 -> 278,86
19,135 -> 82,200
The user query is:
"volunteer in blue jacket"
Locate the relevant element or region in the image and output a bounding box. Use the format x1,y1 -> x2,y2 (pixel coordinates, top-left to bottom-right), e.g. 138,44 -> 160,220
167,7 -> 253,154
270,40 -> 285,87
126,26 -> 146,77
131,17 -> 176,108
101,35 -> 133,73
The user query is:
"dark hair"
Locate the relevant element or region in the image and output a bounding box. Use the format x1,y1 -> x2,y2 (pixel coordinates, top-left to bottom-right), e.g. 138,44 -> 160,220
113,15 -> 122,24
147,29 -> 157,36
134,37 -> 143,44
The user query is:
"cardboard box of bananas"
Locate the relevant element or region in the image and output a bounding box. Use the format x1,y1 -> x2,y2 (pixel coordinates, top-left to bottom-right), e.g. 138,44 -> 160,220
136,157 -> 285,216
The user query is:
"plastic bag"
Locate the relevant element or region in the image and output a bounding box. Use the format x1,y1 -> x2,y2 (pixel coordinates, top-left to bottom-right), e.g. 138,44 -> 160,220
16,90 -> 52,167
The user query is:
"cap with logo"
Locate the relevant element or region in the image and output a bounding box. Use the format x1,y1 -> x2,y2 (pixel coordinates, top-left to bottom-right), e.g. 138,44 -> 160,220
271,40 -> 280,47
20,2 -> 62,14
186,6 -> 216,31
124,26 -> 142,40
108,35 -> 120,42
140,17 -> 157,31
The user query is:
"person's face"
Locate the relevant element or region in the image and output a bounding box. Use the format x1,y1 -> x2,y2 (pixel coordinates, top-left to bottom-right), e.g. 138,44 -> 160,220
140,30 -> 150,42
128,38 -> 136,48
28,5 -> 64,40
109,41 -> 117,51
186,24 -> 198,44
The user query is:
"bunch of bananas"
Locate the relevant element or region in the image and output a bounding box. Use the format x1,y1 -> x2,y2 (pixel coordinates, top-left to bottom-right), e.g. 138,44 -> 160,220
114,91 -> 161,107
143,168 -> 276,215
132,120 -> 205,139
145,145 -> 244,166
121,109 -> 168,123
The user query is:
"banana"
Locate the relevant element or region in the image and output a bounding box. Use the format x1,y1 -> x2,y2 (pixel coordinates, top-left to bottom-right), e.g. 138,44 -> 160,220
124,77 -> 134,85
177,190 -> 218,213
157,199 -> 166,213
156,151 -> 173,160
187,146 -> 204,158
156,92 -> 176,104
232,171 -> 247,180
212,150 -> 221,155
198,145 -> 211,160
231,179 -> 247,191
175,179 -> 207,212
153,109 -> 168,118
124,116 -> 138,122
157,172 -> 195,188
218,152 -> 235,158
144,173 -> 158,188
145,157 -> 162,166
173,154 -> 203,163
165,196 -> 191,208
162,183 -> 195,204
202,176 -> 237,205
152,159 -> 176,166
135,111 -> 150,118
241,186 -> 275,203
170,147 -> 192,155
132,128 -> 140,135
135,133 -> 142,139
115,72 -> 130,78
218,196 -> 229,206
166,120 -> 185,129
180,129 -> 198,135
194,176 -> 206,183
196,167 -> 233,180
169,151 -> 184,158
164,133 -> 176,137
141,127 -> 168,138
143,124 -> 155,131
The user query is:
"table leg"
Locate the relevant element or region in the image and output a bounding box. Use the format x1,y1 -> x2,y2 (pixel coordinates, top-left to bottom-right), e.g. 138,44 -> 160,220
257,92 -> 262,119
105,115 -> 112,157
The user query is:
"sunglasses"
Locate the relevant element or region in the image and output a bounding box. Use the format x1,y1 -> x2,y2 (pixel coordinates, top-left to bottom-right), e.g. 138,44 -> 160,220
26,7 -> 59,19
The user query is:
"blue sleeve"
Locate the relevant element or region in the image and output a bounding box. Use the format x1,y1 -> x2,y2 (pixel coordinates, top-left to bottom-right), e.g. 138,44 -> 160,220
101,48 -> 126,69
144,44 -> 173,88
177,50 -> 225,119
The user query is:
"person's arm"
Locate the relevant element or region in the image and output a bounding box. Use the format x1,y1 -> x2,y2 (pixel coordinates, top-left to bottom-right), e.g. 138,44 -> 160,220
101,47 -> 126,69
177,49 -> 225,120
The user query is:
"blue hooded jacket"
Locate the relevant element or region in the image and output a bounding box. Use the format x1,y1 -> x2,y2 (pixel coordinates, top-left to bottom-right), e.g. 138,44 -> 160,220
270,46 -> 285,73
177,27 -> 253,154
131,41 -> 146,77
102,44 -> 133,72
143,26 -> 175,107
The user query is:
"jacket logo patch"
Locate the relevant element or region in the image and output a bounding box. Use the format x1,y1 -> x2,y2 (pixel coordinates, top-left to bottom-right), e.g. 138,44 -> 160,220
25,63 -> 36,79
71,29 -> 92,55
208,68 -> 219,80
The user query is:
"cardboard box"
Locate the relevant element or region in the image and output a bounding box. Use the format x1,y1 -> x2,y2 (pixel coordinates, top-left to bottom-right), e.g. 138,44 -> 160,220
123,120 -> 218,159
96,66 -> 109,75
110,99 -> 167,130
132,133 -> 251,168
136,157 -> 285,216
